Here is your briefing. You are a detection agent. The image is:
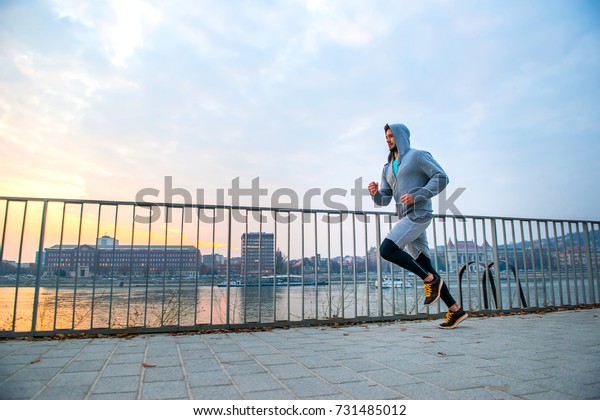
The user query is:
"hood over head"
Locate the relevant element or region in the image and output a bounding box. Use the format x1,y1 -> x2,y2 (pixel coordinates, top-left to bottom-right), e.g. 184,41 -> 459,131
385,123 -> 410,163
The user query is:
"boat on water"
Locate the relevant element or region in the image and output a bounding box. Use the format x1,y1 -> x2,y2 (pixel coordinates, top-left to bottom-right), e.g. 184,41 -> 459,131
217,275 -> 328,288
375,276 -> 415,289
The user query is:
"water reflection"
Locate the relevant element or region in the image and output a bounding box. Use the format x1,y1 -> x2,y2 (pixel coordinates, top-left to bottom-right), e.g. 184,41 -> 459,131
0,273 -> 588,333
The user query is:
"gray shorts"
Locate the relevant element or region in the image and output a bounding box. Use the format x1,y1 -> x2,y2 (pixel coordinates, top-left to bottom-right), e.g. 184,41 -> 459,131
386,216 -> 431,259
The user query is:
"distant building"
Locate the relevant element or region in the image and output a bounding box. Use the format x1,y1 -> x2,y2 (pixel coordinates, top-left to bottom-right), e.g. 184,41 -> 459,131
440,240 -> 493,272
557,245 -> 599,269
43,237 -> 201,277
201,254 -> 227,275
202,254 -> 225,265
241,232 -> 275,276
2,260 -> 19,268
228,257 -> 243,276
97,235 -> 119,248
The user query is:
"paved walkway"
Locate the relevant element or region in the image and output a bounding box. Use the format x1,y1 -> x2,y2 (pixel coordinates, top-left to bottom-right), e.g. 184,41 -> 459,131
1,308 -> 599,400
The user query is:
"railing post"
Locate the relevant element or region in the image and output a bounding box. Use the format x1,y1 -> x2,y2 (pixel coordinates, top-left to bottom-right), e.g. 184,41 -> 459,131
490,218 -> 503,310
301,211 -> 305,320
338,210 -> 345,319
552,221 -> 564,306
226,208 -> 232,327
537,221 -> 548,307
364,214 -> 370,318
314,213 -> 319,320
583,222 -> 595,304
273,212 -> 278,323
375,214 -> 383,317
31,200 -> 48,332
594,222 -> 600,304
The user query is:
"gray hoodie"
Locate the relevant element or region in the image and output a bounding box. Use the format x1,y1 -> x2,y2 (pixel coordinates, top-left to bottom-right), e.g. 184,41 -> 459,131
372,123 -> 449,222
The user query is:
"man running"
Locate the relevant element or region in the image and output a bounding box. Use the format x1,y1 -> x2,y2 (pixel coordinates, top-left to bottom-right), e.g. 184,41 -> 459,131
368,123 -> 468,329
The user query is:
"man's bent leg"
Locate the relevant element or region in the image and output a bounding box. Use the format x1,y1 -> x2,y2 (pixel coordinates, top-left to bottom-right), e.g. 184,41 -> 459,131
381,217 -> 443,306
380,239 -> 429,279
415,253 -> 469,329
416,253 -> 457,309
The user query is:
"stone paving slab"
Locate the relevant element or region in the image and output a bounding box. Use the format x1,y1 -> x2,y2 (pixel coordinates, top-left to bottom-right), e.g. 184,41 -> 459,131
0,308 -> 599,400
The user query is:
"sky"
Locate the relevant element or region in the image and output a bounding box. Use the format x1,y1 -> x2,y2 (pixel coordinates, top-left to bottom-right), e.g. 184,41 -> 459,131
1,0 -> 600,223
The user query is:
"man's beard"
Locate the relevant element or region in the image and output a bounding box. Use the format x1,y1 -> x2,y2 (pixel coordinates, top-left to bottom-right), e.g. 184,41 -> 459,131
389,145 -> 397,153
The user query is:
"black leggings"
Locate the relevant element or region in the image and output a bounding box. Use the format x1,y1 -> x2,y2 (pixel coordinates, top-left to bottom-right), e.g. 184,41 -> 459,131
380,239 -> 457,308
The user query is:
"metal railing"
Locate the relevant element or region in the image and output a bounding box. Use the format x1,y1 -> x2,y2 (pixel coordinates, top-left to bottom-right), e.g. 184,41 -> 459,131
0,196 -> 598,338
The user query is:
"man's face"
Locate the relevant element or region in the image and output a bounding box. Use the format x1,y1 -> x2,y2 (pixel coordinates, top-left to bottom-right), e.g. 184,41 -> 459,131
386,129 -> 396,151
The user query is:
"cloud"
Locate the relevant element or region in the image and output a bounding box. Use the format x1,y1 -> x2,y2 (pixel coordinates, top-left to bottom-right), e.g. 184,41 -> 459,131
1,0 -> 599,221
103,0 -> 162,66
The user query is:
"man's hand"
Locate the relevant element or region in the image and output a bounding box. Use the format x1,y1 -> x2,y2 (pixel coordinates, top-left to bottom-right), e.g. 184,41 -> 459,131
400,194 -> 415,205
368,182 -> 378,197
